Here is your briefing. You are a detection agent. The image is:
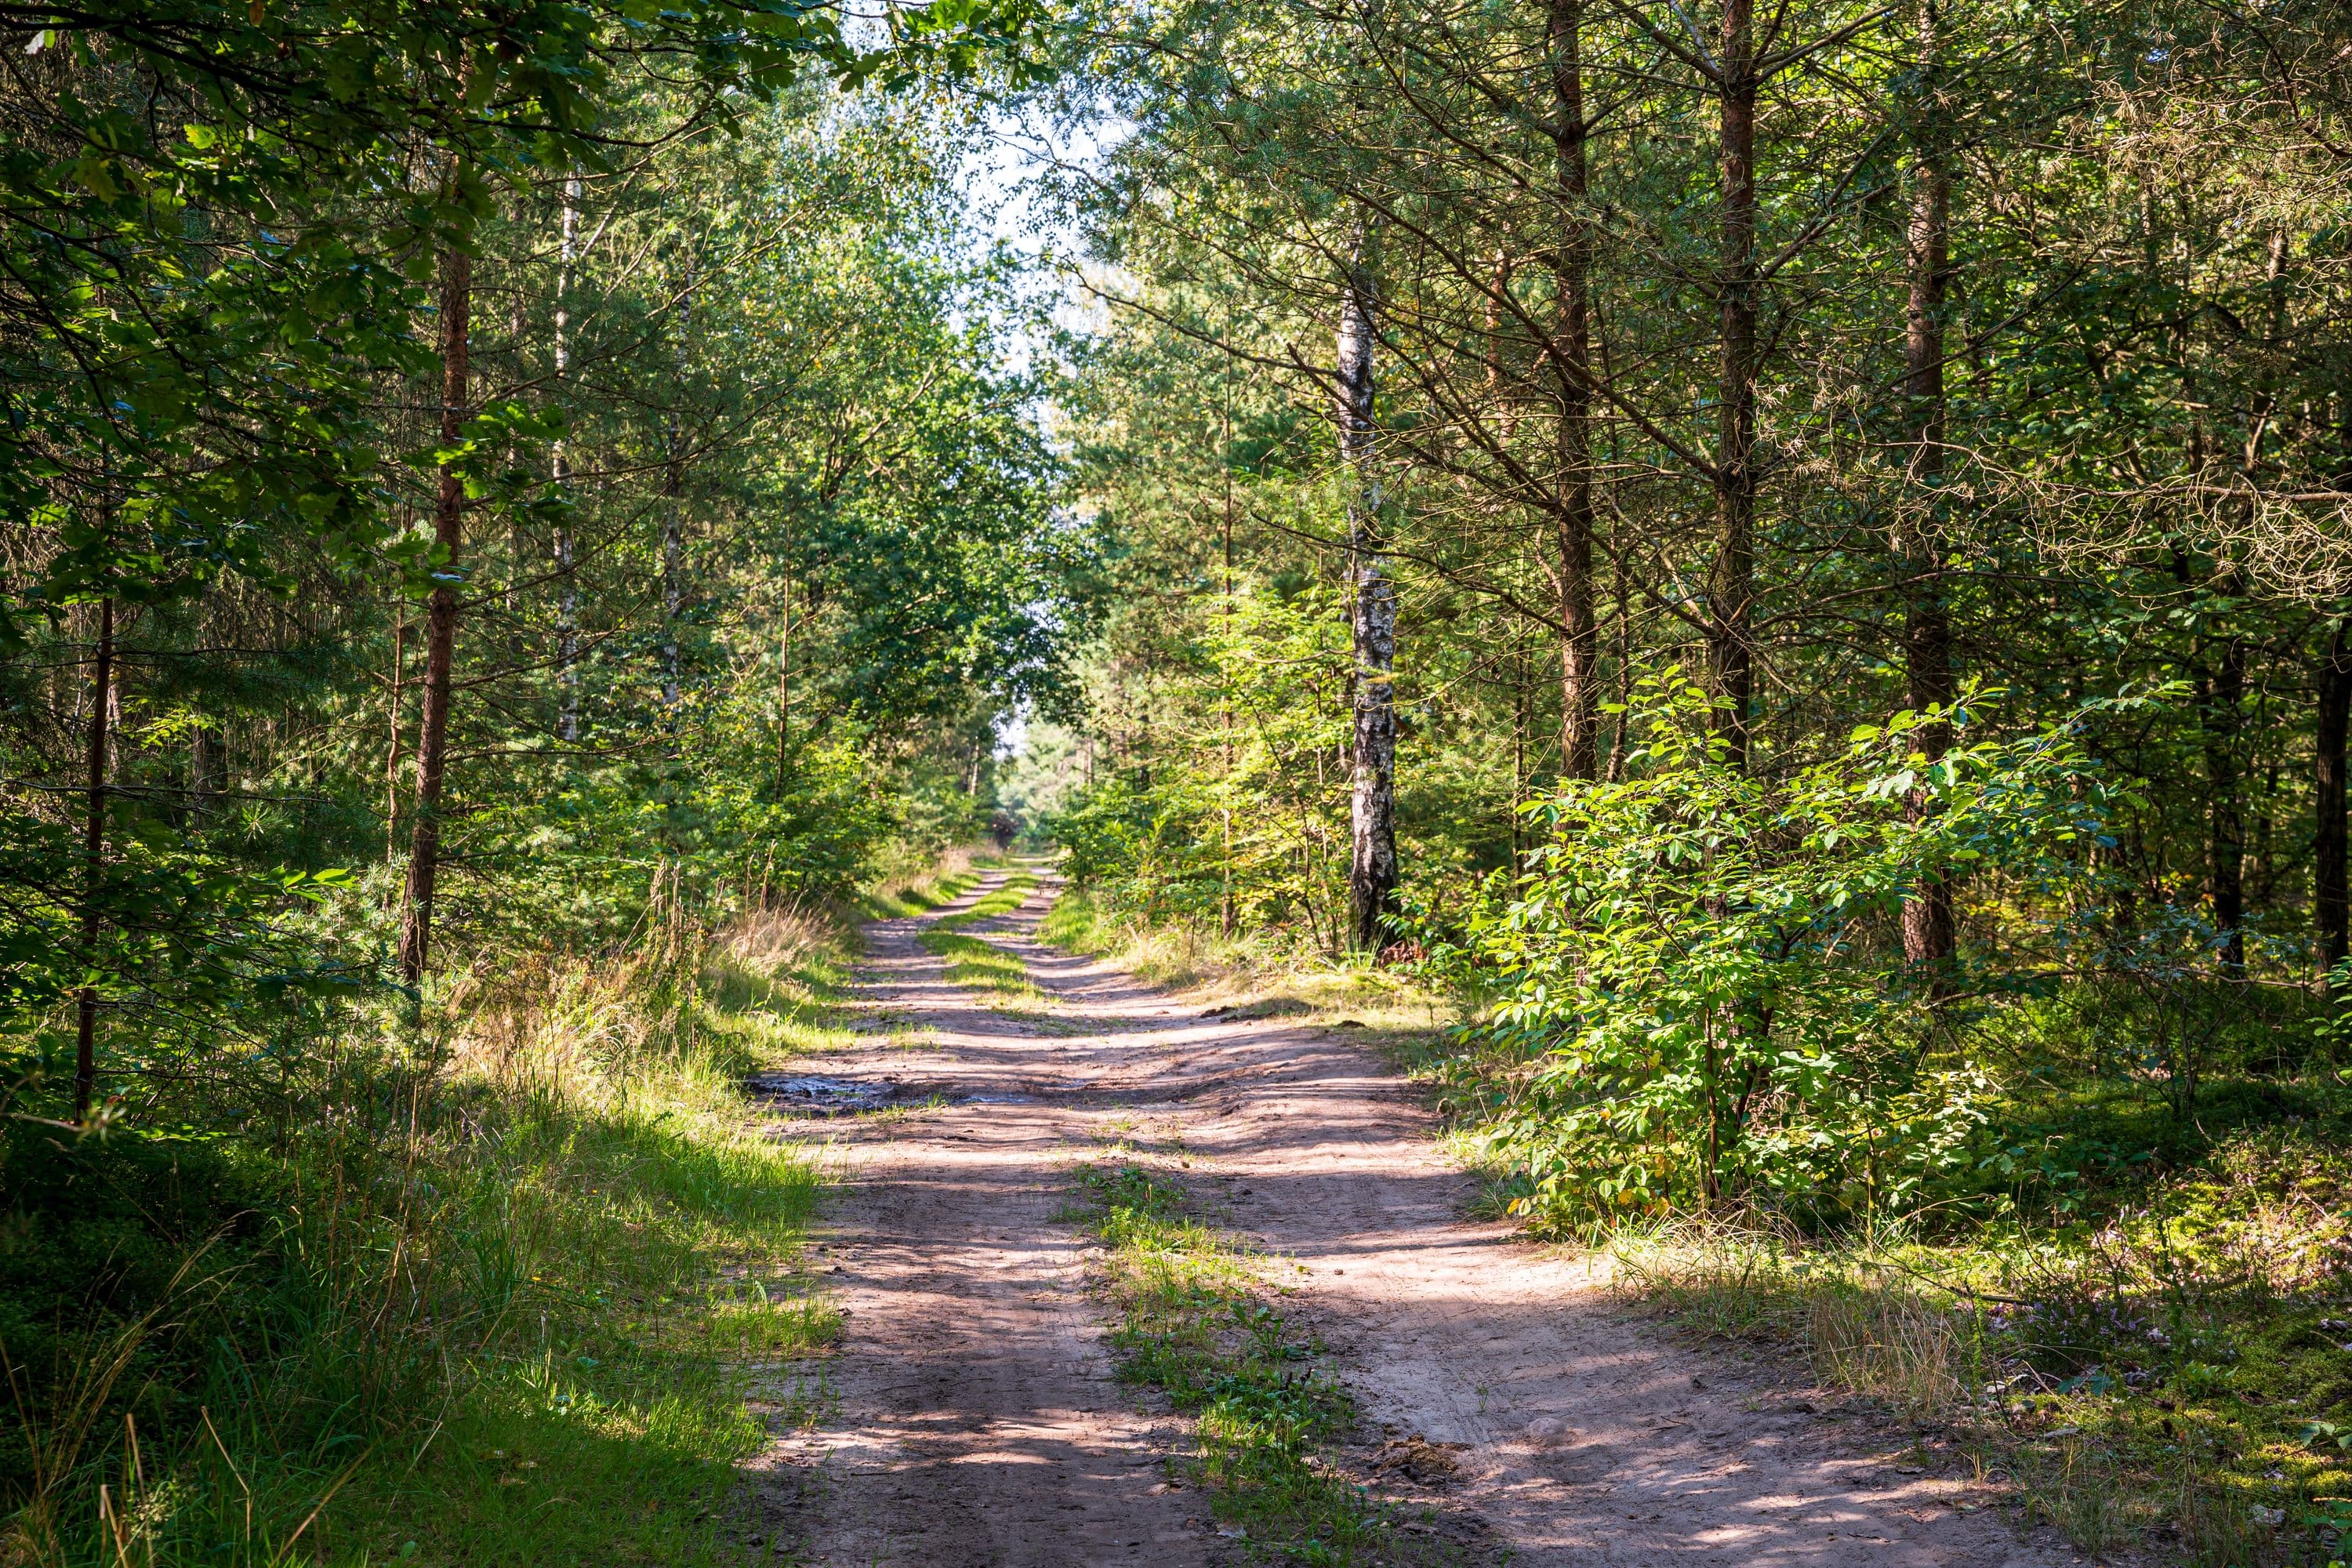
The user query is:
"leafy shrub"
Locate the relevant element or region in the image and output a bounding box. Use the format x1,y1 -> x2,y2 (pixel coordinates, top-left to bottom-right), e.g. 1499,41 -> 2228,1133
1433,672 -> 2107,1225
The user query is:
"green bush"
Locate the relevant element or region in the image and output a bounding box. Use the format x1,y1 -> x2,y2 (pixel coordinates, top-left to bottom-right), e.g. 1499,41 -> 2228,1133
1434,673 -> 2105,1225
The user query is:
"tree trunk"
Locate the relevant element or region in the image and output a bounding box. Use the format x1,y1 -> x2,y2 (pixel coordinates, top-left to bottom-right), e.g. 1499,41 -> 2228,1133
662,473 -> 684,716
1549,0 -> 1599,781
1609,531 -> 1633,781
774,575 -> 792,800
1338,249 -> 1398,953
74,595 -> 113,1123
191,720 -> 222,813
662,250 -> 693,726
2205,593 -> 2246,972
1709,0 -> 1760,768
504,292 -> 525,615
1222,369 -> 1238,937
1899,0 -> 1957,968
555,172 -> 581,746
385,615 -> 405,862
2317,615 -> 2350,973
399,241 -> 470,985
1484,251 -> 1517,446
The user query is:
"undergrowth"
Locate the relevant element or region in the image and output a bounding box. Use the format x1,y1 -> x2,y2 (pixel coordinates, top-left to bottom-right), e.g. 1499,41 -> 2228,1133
1069,1161 -> 1465,1566
1402,966 -> 2352,1568
1040,887 -> 1441,1029
1040,888 -> 1261,990
0,901 -> 863,1566
1605,1189 -> 2352,1568
858,846 -> 980,919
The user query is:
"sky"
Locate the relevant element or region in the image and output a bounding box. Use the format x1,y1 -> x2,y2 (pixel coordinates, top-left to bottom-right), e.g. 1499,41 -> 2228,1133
959,98 -> 1127,779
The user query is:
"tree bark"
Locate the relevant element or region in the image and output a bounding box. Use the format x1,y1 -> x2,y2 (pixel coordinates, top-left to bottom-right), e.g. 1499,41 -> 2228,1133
74,595 -> 113,1123
1338,249 -> 1398,953
1899,0 -> 1957,968
385,614 -> 405,862
662,472 -> 684,717
554,171 -> 581,746
2317,615 -> 2350,973
191,720 -> 222,813
399,240 -> 470,985
1709,0 -> 1760,768
2205,590 -> 2247,972
774,575 -> 792,800
1549,0 -> 1599,781
662,249 -> 693,727
1222,365 -> 1238,937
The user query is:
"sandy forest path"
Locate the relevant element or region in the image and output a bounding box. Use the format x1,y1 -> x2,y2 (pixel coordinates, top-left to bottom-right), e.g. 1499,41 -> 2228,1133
744,867 -> 2073,1568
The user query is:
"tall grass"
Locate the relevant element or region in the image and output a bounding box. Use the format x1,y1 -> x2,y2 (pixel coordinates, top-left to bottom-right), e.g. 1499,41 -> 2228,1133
1610,1218 -> 1983,1417
1040,887 -> 1443,1035
859,846 -> 978,917
1605,1207 -> 2352,1567
2,906 -> 851,1567
1039,887 -> 1288,992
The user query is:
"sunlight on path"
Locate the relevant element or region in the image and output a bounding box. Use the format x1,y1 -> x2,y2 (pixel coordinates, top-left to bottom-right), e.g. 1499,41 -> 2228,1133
744,867 -> 2079,1568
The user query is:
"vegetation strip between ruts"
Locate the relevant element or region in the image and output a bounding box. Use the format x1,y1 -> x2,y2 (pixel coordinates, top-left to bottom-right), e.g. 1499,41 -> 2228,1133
16,0 -> 2352,1558
918,870 -> 1043,996
1069,1160 -> 1470,1566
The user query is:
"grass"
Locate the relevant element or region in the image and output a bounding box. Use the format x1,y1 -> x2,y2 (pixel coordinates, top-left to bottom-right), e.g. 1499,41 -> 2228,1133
917,870 -> 1040,996
1044,877 -> 2352,1563
1069,1160 -> 1470,1566
2,901 -> 863,1568
1604,1200 -> 2352,1568
858,844 -> 982,918
1039,887 -> 1252,991
1365,950 -> 2352,1567
1039,886 -> 1447,1032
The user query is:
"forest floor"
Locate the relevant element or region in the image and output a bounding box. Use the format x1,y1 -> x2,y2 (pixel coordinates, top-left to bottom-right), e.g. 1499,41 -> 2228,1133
739,866 -> 2093,1566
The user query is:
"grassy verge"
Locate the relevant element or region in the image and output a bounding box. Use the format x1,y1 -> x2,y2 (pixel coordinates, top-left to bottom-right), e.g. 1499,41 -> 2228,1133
1069,1161 -> 1469,1566
1604,1203 -> 2352,1568
858,848 -> 981,918
1038,887 -> 1258,991
1039,887 -> 1444,1032
917,870 -> 1040,996
3,906 -> 861,1567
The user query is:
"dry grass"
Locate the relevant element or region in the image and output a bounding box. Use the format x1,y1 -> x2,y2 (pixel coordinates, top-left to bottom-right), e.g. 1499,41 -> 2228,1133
1605,1220 -> 1980,1418
1806,1284 -> 1973,1417
863,844 -> 977,915
1602,1214 -> 2352,1566
2,914 -> 841,1568
724,898 -> 838,973
1039,884 -> 1450,1032
447,948 -> 685,1105
445,896 -> 866,1117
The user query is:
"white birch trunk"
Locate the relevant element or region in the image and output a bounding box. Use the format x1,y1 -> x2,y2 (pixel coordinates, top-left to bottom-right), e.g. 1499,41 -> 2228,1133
1338,249 -> 1397,954
554,172 -> 581,744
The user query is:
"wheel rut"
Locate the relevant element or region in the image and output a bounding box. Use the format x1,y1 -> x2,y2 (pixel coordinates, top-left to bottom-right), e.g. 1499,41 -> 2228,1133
743,868 -> 2074,1568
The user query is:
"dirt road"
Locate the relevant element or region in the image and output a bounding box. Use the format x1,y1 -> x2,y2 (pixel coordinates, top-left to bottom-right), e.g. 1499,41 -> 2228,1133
743,869 -> 2074,1567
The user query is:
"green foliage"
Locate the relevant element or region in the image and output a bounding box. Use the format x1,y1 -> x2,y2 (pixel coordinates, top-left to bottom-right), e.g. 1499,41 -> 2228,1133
1043,573 -> 1358,945
1612,1112 -> 2352,1565
917,871 -> 1041,993
0,919 -> 844,1564
2,70 -> 1091,1118
1432,673 -> 2107,1221
0,5 -> 1073,1559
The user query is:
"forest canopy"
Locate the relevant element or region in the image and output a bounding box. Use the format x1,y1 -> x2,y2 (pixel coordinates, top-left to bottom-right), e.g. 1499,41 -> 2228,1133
5,0 -> 2352,1557
0,2 -> 1075,1555
1034,0 -> 2352,1210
